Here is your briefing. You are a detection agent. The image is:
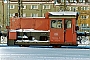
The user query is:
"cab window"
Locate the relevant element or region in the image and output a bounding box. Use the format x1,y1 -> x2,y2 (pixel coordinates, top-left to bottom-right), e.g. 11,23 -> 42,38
65,20 -> 72,28
51,20 -> 62,28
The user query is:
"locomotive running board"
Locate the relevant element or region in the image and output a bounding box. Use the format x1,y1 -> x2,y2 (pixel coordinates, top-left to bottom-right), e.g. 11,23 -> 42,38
15,40 -> 50,46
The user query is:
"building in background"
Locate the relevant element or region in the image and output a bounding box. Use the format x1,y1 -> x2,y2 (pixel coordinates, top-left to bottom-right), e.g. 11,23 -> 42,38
0,0 -> 4,31
56,0 -> 90,32
1,0 -> 57,31
0,0 -> 90,32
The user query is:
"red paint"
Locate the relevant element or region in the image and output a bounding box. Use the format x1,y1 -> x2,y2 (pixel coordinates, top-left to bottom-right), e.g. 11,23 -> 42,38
9,32 -> 17,40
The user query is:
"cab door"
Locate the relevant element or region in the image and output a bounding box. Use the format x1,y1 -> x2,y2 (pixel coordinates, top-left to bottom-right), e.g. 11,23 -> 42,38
50,19 -> 64,44
64,19 -> 73,43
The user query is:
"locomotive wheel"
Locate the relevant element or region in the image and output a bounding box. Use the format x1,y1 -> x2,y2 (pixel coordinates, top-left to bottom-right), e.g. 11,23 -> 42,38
19,45 -> 30,47
53,45 -> 61,48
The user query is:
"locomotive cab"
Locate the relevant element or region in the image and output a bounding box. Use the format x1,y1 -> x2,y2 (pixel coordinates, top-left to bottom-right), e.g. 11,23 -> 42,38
49,11 -> 79,46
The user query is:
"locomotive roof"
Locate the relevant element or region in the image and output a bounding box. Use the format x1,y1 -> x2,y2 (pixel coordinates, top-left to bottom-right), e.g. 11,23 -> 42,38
49,11 -> 79,16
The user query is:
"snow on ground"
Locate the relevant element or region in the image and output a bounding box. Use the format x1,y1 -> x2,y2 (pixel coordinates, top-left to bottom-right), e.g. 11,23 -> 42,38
0,45 -> 90,60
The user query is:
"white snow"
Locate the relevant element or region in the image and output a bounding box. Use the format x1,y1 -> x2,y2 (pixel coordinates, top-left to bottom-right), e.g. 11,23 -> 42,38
10,29 -> 50,32
1,36 -> 7,43
16,40 -> 49,42
49,12 -> 78,16
78,36 -> 90,45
